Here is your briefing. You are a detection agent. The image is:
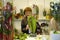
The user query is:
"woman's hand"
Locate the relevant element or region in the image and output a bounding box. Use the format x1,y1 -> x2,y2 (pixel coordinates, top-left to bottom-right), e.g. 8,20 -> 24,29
26,25 -> 29,30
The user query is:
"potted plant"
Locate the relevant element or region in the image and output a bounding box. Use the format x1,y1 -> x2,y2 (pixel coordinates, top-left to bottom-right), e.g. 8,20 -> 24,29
27,15 -> 37,37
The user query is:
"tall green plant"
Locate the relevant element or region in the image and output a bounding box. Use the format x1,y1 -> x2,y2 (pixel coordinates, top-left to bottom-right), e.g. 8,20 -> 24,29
27,16 -> 37,34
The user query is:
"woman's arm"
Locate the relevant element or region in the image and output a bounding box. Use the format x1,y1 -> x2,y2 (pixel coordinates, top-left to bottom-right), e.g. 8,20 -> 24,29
21,20 -> 26,31
21,19 -> 29,34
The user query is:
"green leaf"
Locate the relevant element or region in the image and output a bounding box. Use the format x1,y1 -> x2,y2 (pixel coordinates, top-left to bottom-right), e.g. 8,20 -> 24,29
28,16 -> 37,33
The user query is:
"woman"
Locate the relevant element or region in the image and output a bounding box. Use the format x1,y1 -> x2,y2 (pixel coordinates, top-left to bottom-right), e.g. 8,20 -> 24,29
21,7 -> 32,34
21,7 -> 42,34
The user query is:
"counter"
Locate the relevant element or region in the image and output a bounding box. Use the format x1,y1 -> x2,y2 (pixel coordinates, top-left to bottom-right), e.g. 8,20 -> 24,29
25,35 -> 50,40
14,35 -> 50,40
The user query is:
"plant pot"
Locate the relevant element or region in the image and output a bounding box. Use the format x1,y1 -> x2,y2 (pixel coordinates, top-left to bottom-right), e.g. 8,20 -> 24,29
29,33 -> 36,37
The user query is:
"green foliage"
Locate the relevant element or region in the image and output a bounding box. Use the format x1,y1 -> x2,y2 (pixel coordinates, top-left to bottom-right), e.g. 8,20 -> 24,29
0,27 -> 3,33
19,33 -> 27,40
3,29 -> 11,35
54,31 -> 60,34
14,32 -> 27,40
50,2 -> 60,22
28,16 -> 37,33
43,10 -> 46,16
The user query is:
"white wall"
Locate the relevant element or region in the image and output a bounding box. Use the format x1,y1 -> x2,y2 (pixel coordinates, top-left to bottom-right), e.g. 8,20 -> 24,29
13,20 -> 21,33
13,0 -> 53,19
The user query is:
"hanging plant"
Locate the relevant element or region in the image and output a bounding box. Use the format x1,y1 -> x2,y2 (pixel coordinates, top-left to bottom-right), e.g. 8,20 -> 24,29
33,5 -> 39,15
20,9 -> 24,16
50,2 -> 60,22
43,9 -> 46,16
